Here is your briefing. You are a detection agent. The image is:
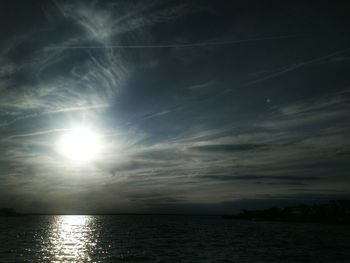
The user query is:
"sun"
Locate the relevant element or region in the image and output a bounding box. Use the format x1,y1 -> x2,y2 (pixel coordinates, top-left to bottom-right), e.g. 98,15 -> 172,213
56,126 -> 101,162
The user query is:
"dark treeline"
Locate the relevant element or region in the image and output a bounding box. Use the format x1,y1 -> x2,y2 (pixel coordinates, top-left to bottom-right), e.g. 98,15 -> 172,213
223,200 -> 350,224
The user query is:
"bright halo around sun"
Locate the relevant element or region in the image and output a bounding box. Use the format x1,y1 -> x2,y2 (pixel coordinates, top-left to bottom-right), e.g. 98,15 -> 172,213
56,126 -> 102,162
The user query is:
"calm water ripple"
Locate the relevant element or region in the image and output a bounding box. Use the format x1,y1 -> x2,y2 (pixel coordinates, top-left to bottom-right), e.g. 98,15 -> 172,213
0,215 -> 350,262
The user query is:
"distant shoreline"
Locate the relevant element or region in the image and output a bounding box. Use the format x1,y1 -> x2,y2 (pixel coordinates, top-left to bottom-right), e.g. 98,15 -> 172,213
2,200 -> 350,223
222,200 -> 350,225
0,211 -> 221,217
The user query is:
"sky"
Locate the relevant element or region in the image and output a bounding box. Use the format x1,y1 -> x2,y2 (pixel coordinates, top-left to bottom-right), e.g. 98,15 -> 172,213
0,0 -> 349,214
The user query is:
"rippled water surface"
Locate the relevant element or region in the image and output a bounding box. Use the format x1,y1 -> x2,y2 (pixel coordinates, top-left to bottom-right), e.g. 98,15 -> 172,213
0,215 -> 350,262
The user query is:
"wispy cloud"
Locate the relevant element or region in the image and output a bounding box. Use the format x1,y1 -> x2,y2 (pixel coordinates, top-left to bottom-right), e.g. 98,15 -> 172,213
246,47 -> 350,86
1,0 -> 349,212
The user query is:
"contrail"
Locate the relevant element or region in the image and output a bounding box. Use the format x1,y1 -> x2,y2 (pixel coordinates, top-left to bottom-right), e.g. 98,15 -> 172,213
8,129 -> 69,139
50,35 -> 301,49
45,104 -> 109,114
245,46 -> 350,86
0,104 -> 108,128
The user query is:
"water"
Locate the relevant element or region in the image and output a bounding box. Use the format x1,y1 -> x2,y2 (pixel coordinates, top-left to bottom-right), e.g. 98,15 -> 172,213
0,215 -> 349,262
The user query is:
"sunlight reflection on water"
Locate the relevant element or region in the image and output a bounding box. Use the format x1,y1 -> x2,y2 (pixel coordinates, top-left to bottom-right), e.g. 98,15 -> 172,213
1,215 -> 349,262
43,216 -> 96,262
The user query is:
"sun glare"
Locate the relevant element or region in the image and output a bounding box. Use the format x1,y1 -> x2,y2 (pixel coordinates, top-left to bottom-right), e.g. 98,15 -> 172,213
57,126 -> 101,162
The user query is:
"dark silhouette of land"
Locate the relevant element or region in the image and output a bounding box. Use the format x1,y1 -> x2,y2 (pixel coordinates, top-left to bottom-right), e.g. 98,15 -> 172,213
2,200 -> 350,223
0,208 -> 19,216
223,200 -> 350,224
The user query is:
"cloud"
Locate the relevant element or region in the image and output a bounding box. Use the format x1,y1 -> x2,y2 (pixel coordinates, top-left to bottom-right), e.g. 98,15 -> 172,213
0,1 -> 207,210
98,89 -> 350,202
190,143 -> 267,152
0,1 -> 349,213
188,81 -> 215,90
201,175 -> 320,182
257,89 -> 350,130
0,0 -> 194,126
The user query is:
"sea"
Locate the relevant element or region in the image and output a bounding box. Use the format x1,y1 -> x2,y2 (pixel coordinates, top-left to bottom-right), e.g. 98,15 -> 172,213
0,215 -> 349,262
